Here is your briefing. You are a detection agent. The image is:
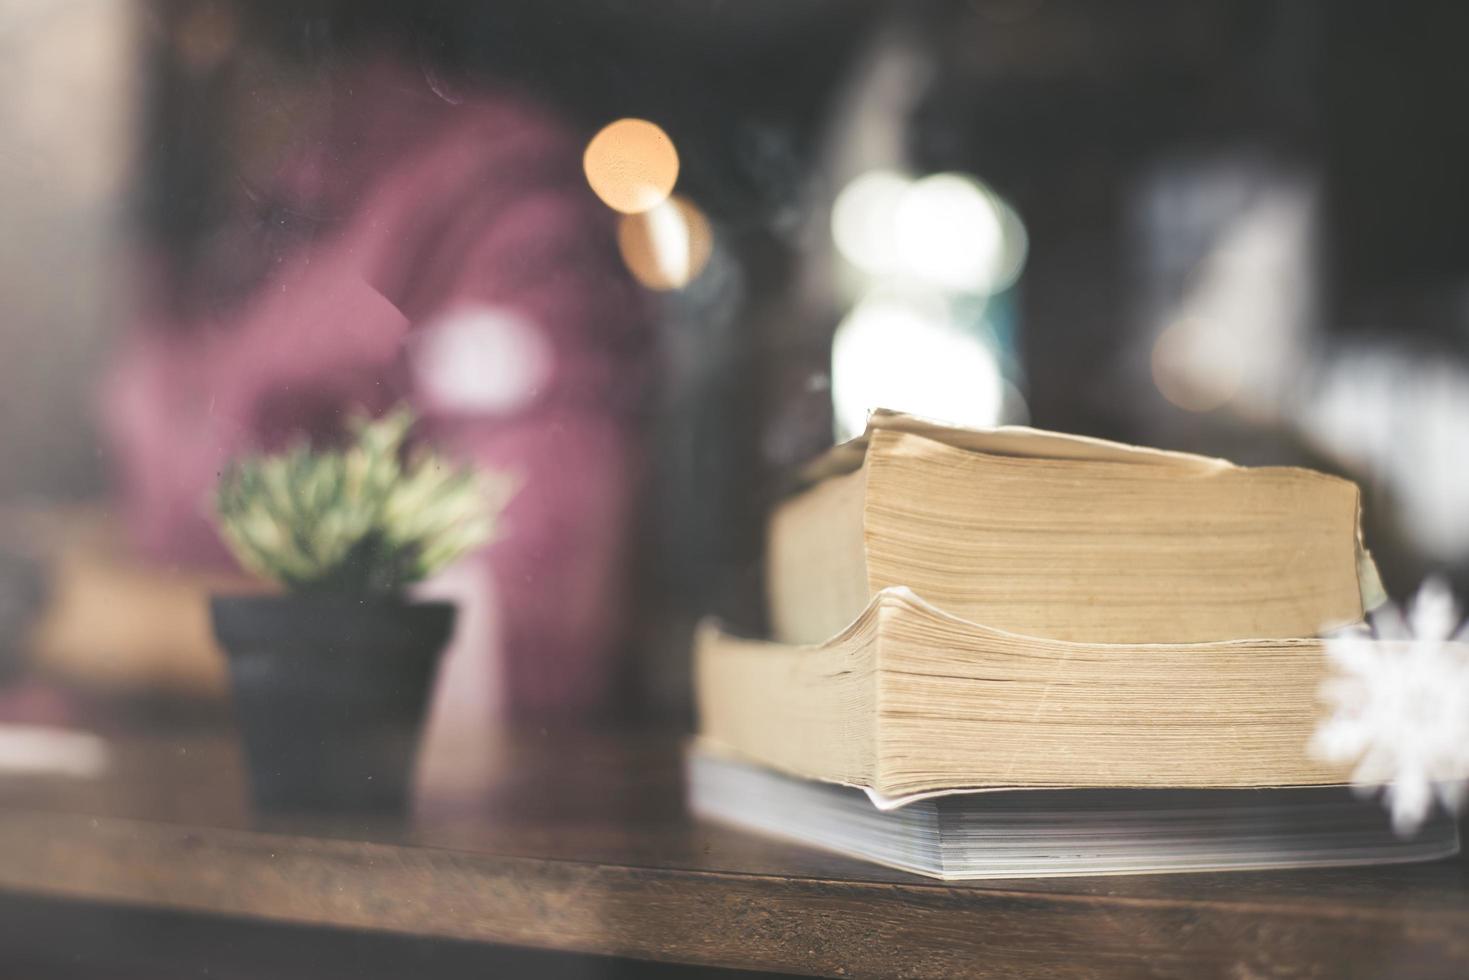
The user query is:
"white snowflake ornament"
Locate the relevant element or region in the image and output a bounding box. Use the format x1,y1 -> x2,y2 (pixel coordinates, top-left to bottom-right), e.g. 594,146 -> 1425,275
1311,577 -> 1469,835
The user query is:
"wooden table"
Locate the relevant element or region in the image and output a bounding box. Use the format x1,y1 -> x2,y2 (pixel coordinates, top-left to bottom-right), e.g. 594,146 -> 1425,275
0,730 -> 1465,979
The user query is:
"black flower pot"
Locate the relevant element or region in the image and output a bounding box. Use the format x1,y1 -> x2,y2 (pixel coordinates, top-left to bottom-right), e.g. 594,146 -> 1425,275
210,594 -> 455,814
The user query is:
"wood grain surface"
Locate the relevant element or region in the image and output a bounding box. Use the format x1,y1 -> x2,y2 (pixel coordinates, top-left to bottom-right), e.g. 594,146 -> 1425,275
0,730 -> 1465,979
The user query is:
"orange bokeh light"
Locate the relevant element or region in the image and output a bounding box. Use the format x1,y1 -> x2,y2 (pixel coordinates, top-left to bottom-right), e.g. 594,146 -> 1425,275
617,195 -> 712,290
583,118 -> 679,215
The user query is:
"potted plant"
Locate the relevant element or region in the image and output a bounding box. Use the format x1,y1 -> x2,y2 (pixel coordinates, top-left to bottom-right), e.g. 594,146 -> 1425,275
210,408 -> 513,813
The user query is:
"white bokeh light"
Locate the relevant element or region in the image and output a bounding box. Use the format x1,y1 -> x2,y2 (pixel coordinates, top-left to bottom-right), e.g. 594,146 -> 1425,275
411,304 -> 551,414
831,170 -> 1028,294
831,169 -> 911,276
831,290 -> 1005,440
894,173 -> 1004,292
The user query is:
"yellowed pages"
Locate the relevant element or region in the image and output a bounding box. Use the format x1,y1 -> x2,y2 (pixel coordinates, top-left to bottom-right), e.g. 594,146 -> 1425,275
698,589 -> 1357,798
861,428 -> 1365,643
768,410 -> 1377,645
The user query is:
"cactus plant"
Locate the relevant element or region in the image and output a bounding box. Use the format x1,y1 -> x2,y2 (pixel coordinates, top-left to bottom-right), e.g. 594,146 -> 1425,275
214,408 -> 514,593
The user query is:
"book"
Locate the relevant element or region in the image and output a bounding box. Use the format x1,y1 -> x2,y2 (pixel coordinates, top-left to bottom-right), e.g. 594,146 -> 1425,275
687,747 -> 1461,880
768,409 -> 1383,647
691,413 -> 1440,879
695,588 -> 1357,799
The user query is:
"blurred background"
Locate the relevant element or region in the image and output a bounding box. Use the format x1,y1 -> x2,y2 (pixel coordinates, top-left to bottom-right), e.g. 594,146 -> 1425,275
4,0 -> 1469,732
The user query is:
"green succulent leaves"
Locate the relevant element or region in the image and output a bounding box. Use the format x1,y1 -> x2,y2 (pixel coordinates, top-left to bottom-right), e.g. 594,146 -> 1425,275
214,408 -> 514,594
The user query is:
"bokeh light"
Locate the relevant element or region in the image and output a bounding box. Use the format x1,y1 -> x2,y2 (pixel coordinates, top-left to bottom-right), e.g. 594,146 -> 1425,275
989,195 -> 1029,294
894,174 -> 1004,292
831,290 -> 1004,440
831,170 -> 1028,294
410,304 -> 550,414
583,118 -> 680,215
831,170 -> 911,276
1151,317 -> 1243,413
617,194 -> 713,290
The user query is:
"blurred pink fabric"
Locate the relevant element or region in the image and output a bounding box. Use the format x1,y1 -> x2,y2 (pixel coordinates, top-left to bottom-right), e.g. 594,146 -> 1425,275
103,60 -> 653,719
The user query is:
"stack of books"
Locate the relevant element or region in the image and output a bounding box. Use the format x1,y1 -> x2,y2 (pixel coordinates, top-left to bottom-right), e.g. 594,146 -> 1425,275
691,410 -> 1460,879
